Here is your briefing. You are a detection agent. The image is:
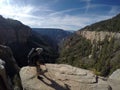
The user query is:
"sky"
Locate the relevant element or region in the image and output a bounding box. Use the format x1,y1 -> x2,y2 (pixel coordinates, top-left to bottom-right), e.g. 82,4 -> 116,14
0,0 -> 120,30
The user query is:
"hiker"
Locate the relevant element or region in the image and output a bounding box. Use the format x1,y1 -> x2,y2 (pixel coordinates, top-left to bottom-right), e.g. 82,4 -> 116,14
28,48 -> 44,65
28,48 -> 45,78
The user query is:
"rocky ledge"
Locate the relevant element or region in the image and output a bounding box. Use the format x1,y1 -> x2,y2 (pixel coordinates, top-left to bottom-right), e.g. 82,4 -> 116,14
19,64 -> 120,90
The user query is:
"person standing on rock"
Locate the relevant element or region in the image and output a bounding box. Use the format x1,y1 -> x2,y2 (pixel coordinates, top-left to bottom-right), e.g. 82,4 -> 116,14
28,48 -> 46,79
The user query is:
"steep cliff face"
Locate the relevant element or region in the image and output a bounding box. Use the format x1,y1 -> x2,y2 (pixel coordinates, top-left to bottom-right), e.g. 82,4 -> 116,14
6,19 -> 31,43
0,16 -> 31,44
76,30 -> 120,42
0,15 -> 58,66
75,13 -> 120,42
0,16 -> 16,44
0,15 -> 31,67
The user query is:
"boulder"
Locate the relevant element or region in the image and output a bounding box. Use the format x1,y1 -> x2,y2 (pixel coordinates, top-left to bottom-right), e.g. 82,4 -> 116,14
107,69 -> 120,90
109,69 -> 120,81
20,66 -> 67,90
0,45 -> 20,77
20,64 -> 112,90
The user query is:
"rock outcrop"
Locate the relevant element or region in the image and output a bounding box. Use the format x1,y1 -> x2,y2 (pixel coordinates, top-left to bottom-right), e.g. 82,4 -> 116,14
0,45 -> 23,90
20,64 -> 120,90
0,45 -> 20,77
0,59 -> 13,90
109,69 -> 120,81
107,69 -> 120,90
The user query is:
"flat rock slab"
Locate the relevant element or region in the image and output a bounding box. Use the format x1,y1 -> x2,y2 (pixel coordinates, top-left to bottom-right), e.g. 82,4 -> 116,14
20,64 -> 117,90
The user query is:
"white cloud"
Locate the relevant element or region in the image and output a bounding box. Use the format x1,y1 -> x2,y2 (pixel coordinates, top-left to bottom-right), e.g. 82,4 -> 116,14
27,14 -> 113,30
0,0 -> 34,18
80,0 -> 92,14
0,0 -> 118,30
49,8 -> 83,16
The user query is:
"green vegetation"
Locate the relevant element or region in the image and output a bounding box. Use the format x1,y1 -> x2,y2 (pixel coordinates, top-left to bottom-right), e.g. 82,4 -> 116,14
58,34 -> 120,76
58,34 -> 92,68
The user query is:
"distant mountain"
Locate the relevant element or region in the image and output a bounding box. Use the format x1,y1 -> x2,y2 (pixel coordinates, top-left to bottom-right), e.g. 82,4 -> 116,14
32,28 -> 72,51
69,30 -> 75,33
58,13 -> 120,76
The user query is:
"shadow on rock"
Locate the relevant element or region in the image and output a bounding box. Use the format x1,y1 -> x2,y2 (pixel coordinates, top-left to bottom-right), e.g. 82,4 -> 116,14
38,73 -> 70,90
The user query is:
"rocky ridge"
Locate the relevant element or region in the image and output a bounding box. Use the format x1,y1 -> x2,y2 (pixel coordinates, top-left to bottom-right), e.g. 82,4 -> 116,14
20,64 -> 120,90
0,16 -> 31,44
76,30 -> 120,42
75,13 -> 120,42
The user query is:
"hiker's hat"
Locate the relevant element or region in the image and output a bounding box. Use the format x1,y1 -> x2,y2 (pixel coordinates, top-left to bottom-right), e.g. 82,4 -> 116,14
36,48 -> 43,54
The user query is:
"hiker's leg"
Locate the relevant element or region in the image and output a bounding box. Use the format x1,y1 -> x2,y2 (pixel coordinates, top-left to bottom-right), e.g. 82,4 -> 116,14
36,60 -> 39,66
40,64 -> 47,72
36,60 -> 39,75
36,60 -> 43,79
36,60 -> 42,75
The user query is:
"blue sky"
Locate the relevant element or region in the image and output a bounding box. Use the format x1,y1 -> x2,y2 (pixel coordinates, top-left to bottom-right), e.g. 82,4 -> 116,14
0,0 -> 120,30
